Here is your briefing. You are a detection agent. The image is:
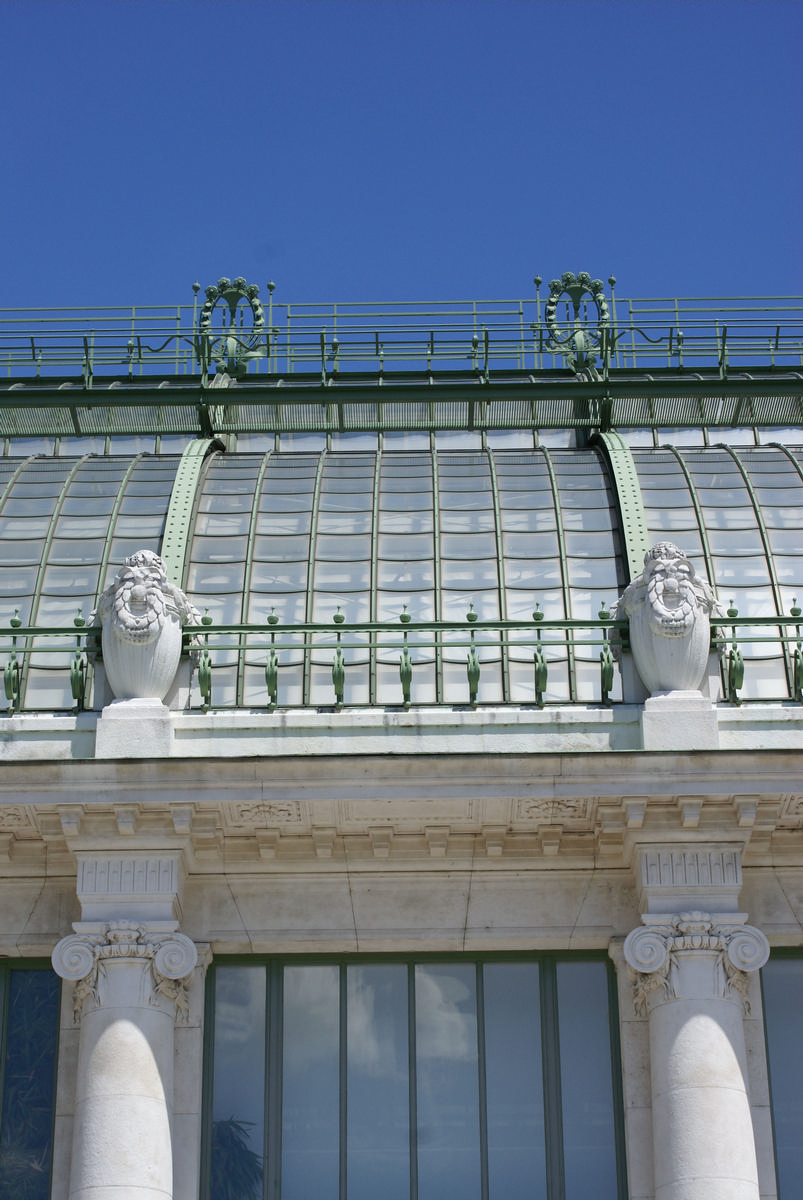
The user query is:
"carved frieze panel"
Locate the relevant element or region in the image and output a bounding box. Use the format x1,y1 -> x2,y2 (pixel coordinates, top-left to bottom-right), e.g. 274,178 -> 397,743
514,797 -> 591,823
225,801 -> 303,829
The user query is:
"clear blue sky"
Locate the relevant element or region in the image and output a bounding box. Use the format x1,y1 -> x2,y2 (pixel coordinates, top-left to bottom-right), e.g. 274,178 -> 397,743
3,0 -> 801,309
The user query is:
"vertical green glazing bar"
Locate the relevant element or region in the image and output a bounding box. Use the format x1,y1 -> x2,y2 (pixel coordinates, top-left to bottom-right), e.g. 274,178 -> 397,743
303,450 -> 328,704
408,962 -> 419,1200
199,965 -> 217,1200
238,451 -> 273,706
476,963 -> 490,1200
607,960 -> 630,1200
723,445 -> 791,692
485,447 -> 510,701
541,448 -> 577,701
23,455 -> 90,705
540,958 -> 566,1200
369,449 -> 382,703
431,446 -> 443,703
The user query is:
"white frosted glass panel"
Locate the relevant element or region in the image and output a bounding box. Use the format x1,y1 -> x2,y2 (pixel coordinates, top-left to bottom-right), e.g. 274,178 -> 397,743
441,560 -> 499,588
191,536 -> 248,564
316,534 -> 372,561
194,511 -> 252,536
21,669 -> 73,710
378,509 -> 434,533
0,565 -> 39,597
40,565 -> 100,595
497,489 -> 552,511
565,530 -> 618,558
711,558 -> 771,586
188,594 -> 241,624
440,508 -> 495,533
377,561 -> 434,590
557,962 -> 619,1200
415,964 -> 481,1200
317,510 -> 372,533
484,963 -> 546,1200
113,514 -> 165,537
442,658 -> 502,703
51,515 -> 110,537
566,559 -> 620,588
310,664 -> 369,706
506,589 -> 564,620
198,492 -> 252,513
505,561 -> 563,589
0,516 -> 51,539
503,531 -> 560,558
248,595 -> 306,624
560,507 -> 615,532
253,535 -> 311,561
313,559 -> 371,589
211,968 -> 265,1194
500,508 -> 557,533
186,564 -> 246,593
256,511 -> 311,535
377,660 -> 436,703
282,966 -> 339,1200
440,532 -> 496,559
250,561 -> 310,591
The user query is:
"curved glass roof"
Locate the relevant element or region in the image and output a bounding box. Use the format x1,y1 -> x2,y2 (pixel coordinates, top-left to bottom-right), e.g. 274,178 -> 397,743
1,444 -> 802,709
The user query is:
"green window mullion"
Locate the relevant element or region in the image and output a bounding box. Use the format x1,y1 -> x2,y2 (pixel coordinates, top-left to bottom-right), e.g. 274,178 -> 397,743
723,445 -> 792,693
339,964 -> 348,1200
541,449 -> 577,702
237,451 -> 273,707
407,962 -> 419,1200
302,450 -> 328,705
486,448 -> 510,701
665,446 -> 724,696
607,961 -> 629,1200
369,449 -> 382,704
0,454 -> 36,513
266,962 -> 283,1200
540,958 -> 566,1200
431,449 -> 443,704
476,963 -> 490,1200
22,454 -> 91,706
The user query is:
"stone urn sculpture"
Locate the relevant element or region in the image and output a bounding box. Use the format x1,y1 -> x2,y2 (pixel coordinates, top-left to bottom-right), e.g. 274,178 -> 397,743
94,551 -> 201,702
614,542 -> 723,695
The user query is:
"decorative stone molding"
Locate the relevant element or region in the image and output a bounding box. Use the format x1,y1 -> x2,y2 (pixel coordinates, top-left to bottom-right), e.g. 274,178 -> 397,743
75,850 -> 185,921
624,912 -> 769,1015
52,920 -> 198,1023
93,550 -> 201,702
636,844 -> 742,914
615,542 -> 725,695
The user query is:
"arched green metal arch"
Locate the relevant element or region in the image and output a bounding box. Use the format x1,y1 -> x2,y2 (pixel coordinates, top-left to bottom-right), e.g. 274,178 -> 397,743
161,437 -> 224,585
592,431 -> 651,582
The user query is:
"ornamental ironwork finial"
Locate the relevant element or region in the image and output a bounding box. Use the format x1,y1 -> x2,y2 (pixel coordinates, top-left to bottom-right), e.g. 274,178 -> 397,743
197,276 -> 266,381
544,271 -> 610,378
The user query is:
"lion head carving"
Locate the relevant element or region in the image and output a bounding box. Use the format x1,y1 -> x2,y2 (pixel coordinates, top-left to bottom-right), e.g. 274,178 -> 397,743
95,551 -> 200,647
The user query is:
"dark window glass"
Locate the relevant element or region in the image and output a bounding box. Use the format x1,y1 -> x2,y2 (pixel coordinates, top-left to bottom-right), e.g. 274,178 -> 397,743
0,967 -> 60,1200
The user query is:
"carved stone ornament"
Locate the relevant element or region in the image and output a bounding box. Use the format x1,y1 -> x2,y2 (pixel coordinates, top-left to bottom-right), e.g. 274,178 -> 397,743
52,920 -> 198,1023
93,551 -> 201,701
623,911 -> 769,1016
614,542 -> 725,694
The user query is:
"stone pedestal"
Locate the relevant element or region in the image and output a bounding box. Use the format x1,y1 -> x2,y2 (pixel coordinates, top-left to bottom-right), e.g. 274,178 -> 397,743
641,691 -> 719,751
624,844 -> 769,1200
95,698 -> 173,759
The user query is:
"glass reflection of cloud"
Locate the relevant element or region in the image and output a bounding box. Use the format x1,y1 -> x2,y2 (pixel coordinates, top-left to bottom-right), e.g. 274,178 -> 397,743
347,968 -> 405,1081
282,966 -> 339,1065
416,969 -> 473,1061
215,968 -> 264,1045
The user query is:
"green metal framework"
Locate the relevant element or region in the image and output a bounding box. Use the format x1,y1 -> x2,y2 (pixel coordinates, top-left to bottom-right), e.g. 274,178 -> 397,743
161,438 -> 222,584
592,433 -> 651,581
1,287 -> 801,439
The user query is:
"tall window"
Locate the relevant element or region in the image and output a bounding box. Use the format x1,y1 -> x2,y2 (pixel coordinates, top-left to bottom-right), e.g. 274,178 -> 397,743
0,964 -> 60,1200
204,955 -> 626,1200
762,954 -> 803,1198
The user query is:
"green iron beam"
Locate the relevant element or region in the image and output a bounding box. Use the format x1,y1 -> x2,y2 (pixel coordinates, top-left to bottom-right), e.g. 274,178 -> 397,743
592,432 -> 652,581
161,438 -> 224,585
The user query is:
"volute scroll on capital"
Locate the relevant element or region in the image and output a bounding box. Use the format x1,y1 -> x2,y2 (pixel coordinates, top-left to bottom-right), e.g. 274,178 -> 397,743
623,912 -> 770,1015
52,920 -> 198,1022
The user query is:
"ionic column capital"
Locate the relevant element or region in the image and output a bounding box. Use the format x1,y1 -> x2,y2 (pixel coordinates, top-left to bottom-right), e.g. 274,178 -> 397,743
52,919 -> 198,1022
623,912 -> 769,1015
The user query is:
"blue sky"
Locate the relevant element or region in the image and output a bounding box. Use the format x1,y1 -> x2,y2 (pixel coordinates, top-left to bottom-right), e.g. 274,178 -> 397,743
2,0 -> 801,309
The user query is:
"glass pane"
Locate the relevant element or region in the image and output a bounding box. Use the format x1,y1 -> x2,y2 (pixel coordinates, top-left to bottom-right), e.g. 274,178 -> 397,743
556,962 -> 619,1200
762,958 -> 803,1198
347,965 -> 410,1200
211,967 -> 265,1199
0,970 -> 60,1200
282,965 -> 340,1200
415,963 -> 480,1200
484,962 -> 546,1200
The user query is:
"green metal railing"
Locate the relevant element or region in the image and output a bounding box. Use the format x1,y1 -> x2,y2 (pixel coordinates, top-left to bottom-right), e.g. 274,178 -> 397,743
3,607 -> 803,716
2,292 -> 802,382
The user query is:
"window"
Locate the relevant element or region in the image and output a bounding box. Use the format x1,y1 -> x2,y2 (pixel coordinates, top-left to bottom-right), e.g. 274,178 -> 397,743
203,955 -> 626,1200
762,954 -> 803,1198
0,964 -> 60,1199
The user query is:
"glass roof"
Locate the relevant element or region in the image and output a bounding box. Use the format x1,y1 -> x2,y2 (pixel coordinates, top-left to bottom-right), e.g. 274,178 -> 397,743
1,444 -> 802,709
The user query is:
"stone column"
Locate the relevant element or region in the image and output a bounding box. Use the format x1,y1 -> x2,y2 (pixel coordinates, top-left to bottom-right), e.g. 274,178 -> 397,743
623,846 -> 769,1200
51,853 -> 197,1200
